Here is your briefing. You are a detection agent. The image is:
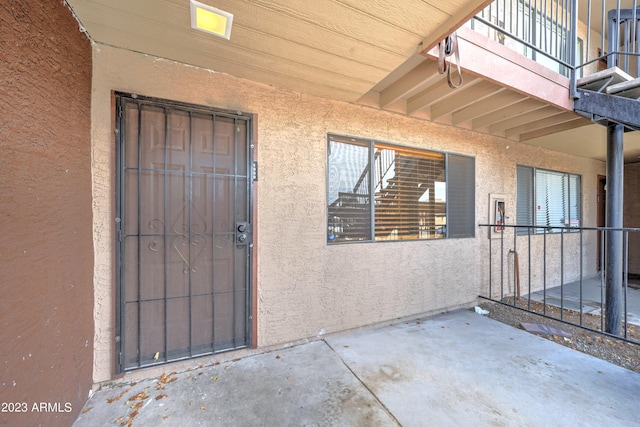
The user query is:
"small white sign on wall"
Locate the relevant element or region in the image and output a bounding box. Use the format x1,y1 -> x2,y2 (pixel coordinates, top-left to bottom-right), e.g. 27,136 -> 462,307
489,193 -> 508,239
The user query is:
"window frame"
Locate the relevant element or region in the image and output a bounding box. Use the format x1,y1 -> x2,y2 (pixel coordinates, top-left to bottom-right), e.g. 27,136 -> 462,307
326,134 -> 475,244
516,165 -> 582,235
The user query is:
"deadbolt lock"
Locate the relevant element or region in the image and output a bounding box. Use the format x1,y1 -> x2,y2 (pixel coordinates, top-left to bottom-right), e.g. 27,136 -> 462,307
235,222 -> 250,244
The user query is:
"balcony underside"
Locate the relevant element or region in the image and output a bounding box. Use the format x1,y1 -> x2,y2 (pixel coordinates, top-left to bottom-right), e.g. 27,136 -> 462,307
358,26 -> 590,143
358,25 -> 640,162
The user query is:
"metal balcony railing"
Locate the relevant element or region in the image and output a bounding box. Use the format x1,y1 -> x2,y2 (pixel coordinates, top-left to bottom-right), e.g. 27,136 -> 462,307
471,0 -> 577,77
471,0 -> 640,97
581,1 -> 640,78
479,224 -> 640,345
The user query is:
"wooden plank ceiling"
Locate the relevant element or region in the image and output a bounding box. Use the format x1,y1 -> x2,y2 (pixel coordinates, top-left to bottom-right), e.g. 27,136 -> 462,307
359,53 -> 591,143
64,0 -> 640,161
65,0 -> 489,102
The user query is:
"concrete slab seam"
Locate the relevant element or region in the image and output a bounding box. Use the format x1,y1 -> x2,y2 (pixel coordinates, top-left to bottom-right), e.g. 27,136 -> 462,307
321,338 -> 403,427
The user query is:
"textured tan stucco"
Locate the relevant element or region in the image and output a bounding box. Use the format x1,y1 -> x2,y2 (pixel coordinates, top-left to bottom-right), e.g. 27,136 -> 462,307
91,44 -> 605,383
1,1 -> 94,425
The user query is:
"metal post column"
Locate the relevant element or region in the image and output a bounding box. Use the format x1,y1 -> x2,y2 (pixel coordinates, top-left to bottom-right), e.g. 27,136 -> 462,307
605,123 -> 624,335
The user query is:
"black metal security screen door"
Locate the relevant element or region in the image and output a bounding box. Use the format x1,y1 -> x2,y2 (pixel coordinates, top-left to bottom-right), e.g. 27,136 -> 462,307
115,94 -> 252,372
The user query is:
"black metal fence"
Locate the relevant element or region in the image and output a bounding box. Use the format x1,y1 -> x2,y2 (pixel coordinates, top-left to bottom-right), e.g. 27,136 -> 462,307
472,0 -> 576,76
479,224 -> 640,345
578,0 -> 640,78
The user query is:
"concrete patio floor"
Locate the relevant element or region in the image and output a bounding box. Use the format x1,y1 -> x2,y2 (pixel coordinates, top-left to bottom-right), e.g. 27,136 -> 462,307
526,274 -> 640,326
73,309 -> 640,427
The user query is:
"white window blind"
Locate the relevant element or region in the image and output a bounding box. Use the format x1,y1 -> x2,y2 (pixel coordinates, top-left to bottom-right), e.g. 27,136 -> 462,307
373,143 -> 445,241
536,169 -> 567,229
517,166 -> 581,234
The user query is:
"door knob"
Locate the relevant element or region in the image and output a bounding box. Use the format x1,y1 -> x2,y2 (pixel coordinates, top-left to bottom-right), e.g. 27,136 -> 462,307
235,222 -> 250,244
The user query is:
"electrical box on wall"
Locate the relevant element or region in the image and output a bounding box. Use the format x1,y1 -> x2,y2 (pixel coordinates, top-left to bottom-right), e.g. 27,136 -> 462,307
489,193 -> 507,239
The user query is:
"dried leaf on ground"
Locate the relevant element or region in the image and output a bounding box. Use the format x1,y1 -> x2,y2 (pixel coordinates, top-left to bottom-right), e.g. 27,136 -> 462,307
129,391 -> 149,401
107,389 -> 130,404
155,393 -> 168,400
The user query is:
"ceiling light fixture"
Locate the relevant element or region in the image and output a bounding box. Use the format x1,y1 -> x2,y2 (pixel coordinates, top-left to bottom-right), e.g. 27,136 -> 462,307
190,0 -> 233,40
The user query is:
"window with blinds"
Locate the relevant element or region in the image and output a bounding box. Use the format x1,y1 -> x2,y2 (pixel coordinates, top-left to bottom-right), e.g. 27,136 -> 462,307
516,166 -> 581,234
327,134 -> 475,243
516,166 -> 534,233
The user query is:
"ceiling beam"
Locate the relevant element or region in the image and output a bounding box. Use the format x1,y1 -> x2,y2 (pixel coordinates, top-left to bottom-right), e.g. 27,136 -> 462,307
519,118 -> 591,141
430,80 -> 503,120
417,0 -> 495,53
472,98 -> 545,129
380,60 -> 440,108
452,89 -> 526,125
490,106 -> 561,134
504,111 -> 579,139
407,75 -> 477,115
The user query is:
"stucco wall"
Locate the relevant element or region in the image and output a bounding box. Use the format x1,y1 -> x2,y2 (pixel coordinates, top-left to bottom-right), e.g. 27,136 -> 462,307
91,44 -> 604,384
625,162 -> 640,275
483,160 -> 603,299
0,1 -> 93,425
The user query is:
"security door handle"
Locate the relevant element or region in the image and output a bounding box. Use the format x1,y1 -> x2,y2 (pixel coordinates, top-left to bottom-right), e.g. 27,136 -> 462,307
235,222 -> 250,244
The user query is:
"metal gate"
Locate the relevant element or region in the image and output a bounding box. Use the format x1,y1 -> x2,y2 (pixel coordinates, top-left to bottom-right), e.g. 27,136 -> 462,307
115,93 -> 253,372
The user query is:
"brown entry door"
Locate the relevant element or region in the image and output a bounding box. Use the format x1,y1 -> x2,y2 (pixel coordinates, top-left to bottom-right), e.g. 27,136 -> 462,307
115,94 -> 253,372
597,175 -> 606,271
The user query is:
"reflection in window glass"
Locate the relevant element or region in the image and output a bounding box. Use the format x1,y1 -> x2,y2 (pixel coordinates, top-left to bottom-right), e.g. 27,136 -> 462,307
327,135 -> 474,243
